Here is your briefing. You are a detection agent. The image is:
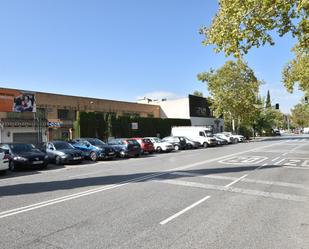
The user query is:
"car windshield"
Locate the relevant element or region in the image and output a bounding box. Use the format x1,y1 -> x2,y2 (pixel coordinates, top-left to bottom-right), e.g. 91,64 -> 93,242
10,144 -> 35,153
87,138 -> 106,146
54,142 -> 74,150
153,138 -> 162,143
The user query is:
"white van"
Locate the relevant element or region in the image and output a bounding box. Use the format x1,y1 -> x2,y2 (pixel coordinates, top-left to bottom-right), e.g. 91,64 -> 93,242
171,126 -> 217,148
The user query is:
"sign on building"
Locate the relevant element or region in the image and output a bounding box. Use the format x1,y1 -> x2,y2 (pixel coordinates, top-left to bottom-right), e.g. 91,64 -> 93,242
0,89 -> 36,113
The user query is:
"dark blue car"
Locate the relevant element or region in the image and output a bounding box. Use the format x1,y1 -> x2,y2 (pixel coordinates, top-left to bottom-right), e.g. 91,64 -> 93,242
78,138 -> 116,160
108,138 -> 141,158
69,139 -> 105,161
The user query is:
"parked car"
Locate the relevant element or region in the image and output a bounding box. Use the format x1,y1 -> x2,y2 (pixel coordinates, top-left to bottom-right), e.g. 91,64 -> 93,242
214,135 -> 228,145
132,138 -> 155,154
221,132 -> 240,143
0,143 -> 49,171
162,136 -> 187,150
0,148 -> 9,174
79,138 -> 116,160
69,139 -> 105,161
215,133 -> 236,144
233,134 -> 245,142
144,137 -> 174,152
108,138 -> 141,158
183,137 -> 201,149
42,141 -> 83,165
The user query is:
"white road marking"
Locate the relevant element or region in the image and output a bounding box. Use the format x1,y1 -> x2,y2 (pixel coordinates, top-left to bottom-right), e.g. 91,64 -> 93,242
274,158 -> 285,165
225,174 -> 248,188
272,157 -> 281,162
283,166 -> 309,170
159,195 -> 211,225
0,141 -> 287,219
170,172 -> 309,190
154,179 -> 308,202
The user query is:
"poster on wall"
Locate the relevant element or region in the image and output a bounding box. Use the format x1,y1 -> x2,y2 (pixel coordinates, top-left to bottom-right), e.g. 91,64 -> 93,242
0,89 -> 36,113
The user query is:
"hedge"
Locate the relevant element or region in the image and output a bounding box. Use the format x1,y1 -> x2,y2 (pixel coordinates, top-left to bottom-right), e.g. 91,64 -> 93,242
79,112 -> 191,141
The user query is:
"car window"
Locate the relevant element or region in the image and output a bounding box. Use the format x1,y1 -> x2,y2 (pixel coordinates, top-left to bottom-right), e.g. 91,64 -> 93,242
199,131 -> 205,137
10,144 -> 34,153
54,142 -> 74,150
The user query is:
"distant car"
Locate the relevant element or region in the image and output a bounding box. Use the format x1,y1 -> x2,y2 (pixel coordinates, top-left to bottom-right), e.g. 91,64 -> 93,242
132,138 -> 155,154
42,141 -> 83,165
183,137 -> 201,149
69,139 -> 105,161
79,138 -> 116,160
233,134 -> 245,142
108,138 -> 142,158
144,137 -> 174,153
0,143 -> 49,171
272,129 -> 281,136
162,136 -> 187,150
0,148 -> 9,174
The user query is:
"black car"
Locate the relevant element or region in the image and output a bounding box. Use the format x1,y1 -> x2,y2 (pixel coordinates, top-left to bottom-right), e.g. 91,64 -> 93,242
162,136 -> 187,150
41,141 -> 83,165
183,137 -> 201,149
0,143 -> 49,171
78,138 -> 116,160
108,138 -> 141,158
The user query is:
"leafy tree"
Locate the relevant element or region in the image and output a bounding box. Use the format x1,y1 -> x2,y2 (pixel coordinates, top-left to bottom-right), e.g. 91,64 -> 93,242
197,60 -> 260,132
192,91 -> 204,97
291,103 -> 309,127
265,90 -> 271,108
200,0 -> 308,91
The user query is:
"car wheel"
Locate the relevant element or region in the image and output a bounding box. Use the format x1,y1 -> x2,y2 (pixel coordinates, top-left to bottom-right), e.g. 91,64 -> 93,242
55,156 -> 62,165
174,145 -> 180,151
90,151 -> 98,161
203,142 -> 208,148
119,150 -> 126,158
39,163 -> 48,170
9,161 -> 16,171
156,147 -> 162,153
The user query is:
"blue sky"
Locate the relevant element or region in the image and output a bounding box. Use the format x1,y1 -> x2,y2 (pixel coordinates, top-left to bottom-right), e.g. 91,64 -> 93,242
0,0 -> 303,113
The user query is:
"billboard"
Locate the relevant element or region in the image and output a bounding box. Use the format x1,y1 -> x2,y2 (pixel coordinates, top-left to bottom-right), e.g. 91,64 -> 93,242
0,89 -> 36,112
189,94 -> 212,118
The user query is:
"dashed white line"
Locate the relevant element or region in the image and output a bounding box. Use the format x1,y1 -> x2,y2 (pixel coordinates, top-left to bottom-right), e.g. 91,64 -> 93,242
274,158 -> 285,165
272,157 -> 281,162
160,195 -> 211,225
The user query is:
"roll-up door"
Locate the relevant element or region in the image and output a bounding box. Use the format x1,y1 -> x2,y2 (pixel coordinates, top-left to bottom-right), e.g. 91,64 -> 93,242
13,132 -> 41,145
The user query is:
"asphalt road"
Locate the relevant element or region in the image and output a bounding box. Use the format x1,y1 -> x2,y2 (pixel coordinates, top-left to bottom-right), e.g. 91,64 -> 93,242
1,135 -> 309,249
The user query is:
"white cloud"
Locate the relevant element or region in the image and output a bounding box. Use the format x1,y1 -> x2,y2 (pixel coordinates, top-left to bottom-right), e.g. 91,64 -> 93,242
136,91 -> 183,101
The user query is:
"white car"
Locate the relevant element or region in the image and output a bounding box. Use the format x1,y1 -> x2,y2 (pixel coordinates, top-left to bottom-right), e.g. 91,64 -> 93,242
144,137 -> 174,152
215,133 -> 235,144
0,148 -> 9,174
233,134 -> 245,142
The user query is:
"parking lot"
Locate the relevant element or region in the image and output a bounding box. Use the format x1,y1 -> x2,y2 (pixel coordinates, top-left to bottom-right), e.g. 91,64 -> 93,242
0,136 -> 309,249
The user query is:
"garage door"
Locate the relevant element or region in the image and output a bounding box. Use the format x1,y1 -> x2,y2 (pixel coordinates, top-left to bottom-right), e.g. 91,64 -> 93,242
13,133 -> 42,145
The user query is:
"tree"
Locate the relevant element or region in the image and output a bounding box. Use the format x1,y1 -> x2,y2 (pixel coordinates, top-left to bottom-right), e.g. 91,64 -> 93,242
192,91 -> 204,97
197,60 -> 260,132
291,103 -> 309,128
265,90 -> 272,108
200,0 -> 308,91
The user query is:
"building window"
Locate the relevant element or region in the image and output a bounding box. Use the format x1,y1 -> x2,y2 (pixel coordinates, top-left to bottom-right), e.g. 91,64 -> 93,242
58,109 -> 69,119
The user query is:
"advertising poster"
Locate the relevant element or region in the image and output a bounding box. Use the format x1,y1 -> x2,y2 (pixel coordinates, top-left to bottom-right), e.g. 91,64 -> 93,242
0,89 -> 36,113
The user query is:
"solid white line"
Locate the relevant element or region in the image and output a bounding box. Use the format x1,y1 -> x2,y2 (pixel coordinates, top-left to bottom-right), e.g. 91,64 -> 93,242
272,157 -> 280,162
0,140 -> 286,219
225,174 -> 248,188
160,195 -> 211,225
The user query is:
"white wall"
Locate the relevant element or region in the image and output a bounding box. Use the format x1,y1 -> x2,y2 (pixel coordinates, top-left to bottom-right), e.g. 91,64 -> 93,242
159,98 -> 190,119
190,117 -> 224,132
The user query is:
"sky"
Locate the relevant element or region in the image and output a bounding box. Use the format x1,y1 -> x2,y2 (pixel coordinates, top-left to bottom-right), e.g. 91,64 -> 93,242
0,0 -> 304,113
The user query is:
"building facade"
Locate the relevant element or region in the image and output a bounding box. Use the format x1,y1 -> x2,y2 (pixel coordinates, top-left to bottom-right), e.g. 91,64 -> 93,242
0,87 -> 160,144
138,95 -> 224,133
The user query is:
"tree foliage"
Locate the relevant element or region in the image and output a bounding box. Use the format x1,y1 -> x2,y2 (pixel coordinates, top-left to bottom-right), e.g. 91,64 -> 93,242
200,0 -> 308,92
291,103 -> 309,127
265,90 -> 272,108
197,60 -> 260,130
192,90 -> 204,97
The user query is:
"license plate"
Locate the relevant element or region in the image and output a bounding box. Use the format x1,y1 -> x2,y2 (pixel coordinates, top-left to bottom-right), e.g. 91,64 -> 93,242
73,157 -> 81,160
108,152 -> 114,155
32,161 -> 43,164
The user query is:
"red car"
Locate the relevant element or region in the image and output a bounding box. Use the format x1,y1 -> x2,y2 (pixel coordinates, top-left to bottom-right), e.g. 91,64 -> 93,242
132,138 -> 155,154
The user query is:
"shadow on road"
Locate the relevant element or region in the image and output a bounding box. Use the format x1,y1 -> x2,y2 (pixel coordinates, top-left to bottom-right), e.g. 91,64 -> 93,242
0,165 -> 281,197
